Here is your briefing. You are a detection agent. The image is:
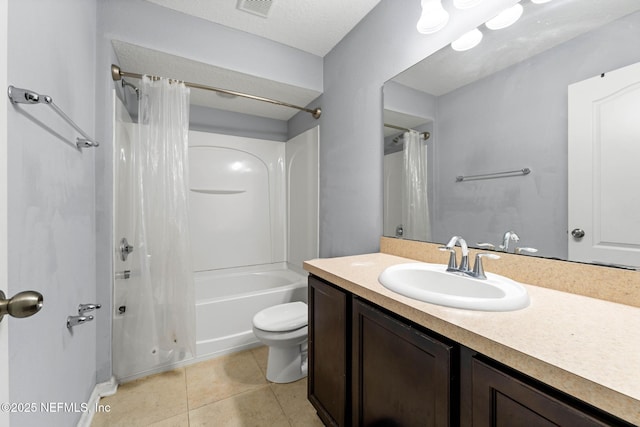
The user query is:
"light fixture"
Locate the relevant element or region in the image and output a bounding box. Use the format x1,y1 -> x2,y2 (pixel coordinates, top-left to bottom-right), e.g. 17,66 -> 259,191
416,0 -> 449,34
531,0 -> 552,3
453,0 -> 483,10
485,3 -> 523,30
451,28 -> 483,51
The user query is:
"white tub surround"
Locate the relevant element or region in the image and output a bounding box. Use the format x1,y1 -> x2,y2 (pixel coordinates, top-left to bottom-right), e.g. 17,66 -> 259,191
304,252 -> 640,425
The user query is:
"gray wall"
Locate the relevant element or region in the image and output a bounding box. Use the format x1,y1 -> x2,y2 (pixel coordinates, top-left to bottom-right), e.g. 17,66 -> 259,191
191,106 -> 288,142
384,80 -> 437,120
7,1 -> 97,426
434,11 -> 640,258
318,0 -> 517,257
120,97 -> 290,141
287,94 -> 323,140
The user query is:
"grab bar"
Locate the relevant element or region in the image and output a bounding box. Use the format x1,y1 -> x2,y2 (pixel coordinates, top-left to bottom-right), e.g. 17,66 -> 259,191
456,168 -> 531,182
7,86 -> 99,149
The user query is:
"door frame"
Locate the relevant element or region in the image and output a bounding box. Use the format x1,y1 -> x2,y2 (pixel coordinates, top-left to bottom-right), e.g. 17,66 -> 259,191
1,1 -> 11,425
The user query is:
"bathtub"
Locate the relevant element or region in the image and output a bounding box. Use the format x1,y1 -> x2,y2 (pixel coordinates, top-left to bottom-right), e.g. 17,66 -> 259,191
195,263 -> 308,358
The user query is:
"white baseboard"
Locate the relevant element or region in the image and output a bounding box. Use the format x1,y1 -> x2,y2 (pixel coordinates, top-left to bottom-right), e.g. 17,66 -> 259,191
76,376 -> 118,427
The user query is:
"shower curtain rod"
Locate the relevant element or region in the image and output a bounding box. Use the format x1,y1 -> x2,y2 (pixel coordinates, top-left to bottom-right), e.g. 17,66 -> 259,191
111,65 -> 322,119
384,123 -> 430,140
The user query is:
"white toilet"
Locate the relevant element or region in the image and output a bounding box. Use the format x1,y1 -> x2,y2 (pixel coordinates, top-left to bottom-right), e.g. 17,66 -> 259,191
252,301 -> 308,383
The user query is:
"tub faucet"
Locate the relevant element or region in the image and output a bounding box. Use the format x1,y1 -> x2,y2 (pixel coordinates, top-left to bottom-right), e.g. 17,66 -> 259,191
439,236 -> 470,273
500,231 -> 520,252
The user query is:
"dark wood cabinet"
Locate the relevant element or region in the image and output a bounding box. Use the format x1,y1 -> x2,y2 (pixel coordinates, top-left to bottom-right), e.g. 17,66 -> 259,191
352,299 -> 454,427
307,274 -> 632,427
470,357 -> 623,427
308,275 -> 350,426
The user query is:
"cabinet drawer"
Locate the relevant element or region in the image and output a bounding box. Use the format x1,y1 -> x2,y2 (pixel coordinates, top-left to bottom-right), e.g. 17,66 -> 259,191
471,357 -> 614,427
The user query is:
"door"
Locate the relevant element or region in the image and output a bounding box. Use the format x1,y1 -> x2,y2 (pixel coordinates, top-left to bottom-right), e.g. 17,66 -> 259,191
568,61 -> 640,267
308,276 -> 349,427
352,299 -> 453,427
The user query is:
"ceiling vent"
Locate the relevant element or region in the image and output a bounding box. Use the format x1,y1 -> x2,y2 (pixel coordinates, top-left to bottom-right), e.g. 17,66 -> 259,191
236,0 -> 273,18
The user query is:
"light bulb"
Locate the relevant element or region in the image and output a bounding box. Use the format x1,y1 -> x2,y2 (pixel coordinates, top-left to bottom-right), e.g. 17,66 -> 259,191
453,0 -> 483,9
486,3 -> 523,30
451,28 -> 483,51
416,0 -> 450,34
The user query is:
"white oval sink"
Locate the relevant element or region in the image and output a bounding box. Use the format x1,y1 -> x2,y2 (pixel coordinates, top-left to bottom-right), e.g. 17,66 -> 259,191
378,263 -> 530,311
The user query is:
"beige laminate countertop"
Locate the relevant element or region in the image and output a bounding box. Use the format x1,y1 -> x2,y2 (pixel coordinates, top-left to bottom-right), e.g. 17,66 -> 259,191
304,252 -> 640,425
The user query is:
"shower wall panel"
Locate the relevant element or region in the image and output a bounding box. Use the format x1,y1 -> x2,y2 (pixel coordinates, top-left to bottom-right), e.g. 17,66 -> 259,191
286,126 -> 319,272
188,131 -> 286,272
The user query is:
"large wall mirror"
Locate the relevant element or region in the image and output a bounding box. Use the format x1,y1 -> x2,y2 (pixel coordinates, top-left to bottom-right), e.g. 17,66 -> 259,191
383,0 -> 640,268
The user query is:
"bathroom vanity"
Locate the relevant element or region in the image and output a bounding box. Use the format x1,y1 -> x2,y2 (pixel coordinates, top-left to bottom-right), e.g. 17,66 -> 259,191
304,240 -> 640,426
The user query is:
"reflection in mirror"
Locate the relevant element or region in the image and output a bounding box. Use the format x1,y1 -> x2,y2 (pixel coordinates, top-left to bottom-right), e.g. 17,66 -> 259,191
383,0 -> 640,267
383,108 -> 434,241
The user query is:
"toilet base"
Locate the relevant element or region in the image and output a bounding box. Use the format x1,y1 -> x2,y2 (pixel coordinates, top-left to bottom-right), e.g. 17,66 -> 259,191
266,342 -> 308,383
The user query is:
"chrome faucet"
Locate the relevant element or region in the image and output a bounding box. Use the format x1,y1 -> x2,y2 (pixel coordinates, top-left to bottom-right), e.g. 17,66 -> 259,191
471,253 -> 500,279
500,230 -> 520,252
440,235 -> 500,280
439,236 -> 470,273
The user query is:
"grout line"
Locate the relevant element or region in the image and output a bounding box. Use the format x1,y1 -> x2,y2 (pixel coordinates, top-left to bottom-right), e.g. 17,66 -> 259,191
267,383 -> 294,427
182,366 -> 190,427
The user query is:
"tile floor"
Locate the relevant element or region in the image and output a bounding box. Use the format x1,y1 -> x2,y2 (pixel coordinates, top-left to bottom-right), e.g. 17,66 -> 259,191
91,346 -> 324,427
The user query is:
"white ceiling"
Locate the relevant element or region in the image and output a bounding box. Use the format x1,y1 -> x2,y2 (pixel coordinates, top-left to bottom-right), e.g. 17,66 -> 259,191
146,0 -> 382,57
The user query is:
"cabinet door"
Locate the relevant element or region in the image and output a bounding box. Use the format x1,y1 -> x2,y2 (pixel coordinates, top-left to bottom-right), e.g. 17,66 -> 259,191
308,276 -> 350,426
471,358 -> 611,427
352,299 -> 453,427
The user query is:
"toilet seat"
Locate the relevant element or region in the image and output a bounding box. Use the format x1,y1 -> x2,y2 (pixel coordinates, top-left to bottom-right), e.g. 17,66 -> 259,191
253,301 -> 307,332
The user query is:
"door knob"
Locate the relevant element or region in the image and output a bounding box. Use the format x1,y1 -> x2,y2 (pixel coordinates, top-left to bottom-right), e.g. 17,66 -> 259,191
571,228 -> 585,239
0,290 -> 43,322
119,237 -> 134,261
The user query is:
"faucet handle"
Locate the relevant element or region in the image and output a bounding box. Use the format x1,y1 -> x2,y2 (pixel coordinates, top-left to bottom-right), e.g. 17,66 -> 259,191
78,303 -> 101,315
472,253 -> 500,280
515,247 -> 538,255
438,246 -> 458,271
476,242 -> 495,250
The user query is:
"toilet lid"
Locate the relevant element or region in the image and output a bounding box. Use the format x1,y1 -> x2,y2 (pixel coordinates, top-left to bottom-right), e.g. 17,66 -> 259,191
253,301 -> 308,332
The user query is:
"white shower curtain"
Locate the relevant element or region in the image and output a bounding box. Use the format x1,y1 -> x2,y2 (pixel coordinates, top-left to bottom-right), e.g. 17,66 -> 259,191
121,76 -> 195,375
402,130 -> 431,241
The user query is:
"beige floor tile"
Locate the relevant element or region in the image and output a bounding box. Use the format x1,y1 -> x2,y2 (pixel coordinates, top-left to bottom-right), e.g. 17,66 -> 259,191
270,378 -> 323,426
92,350 -> 319,426
148,412 -> 190,427
186,349 -> 268,410
286,409 -> 325,427
269,378 -> 308,414
251,345 -> 269,377
188,387 -> 290,427
91,368 -> 188,427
